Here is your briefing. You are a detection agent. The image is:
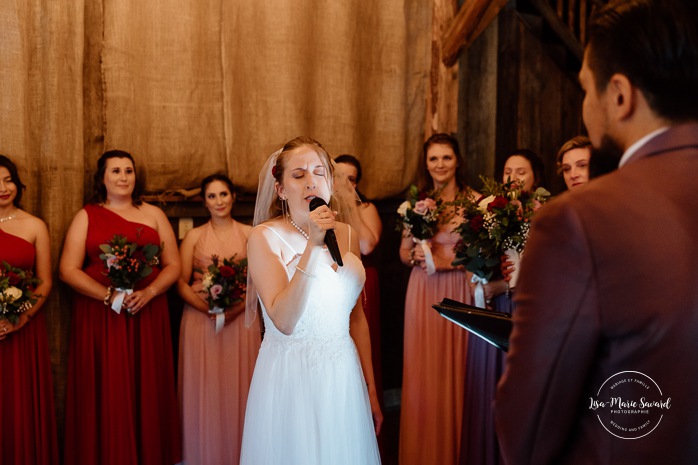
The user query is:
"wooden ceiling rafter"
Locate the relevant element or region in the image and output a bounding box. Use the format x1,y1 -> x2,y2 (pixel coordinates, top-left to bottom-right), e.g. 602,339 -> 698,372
426,0 -> 506,137
528,0 -> 584,60
426,0 -> 602,135
440,0 -> 606,69
441,0 -> 509,68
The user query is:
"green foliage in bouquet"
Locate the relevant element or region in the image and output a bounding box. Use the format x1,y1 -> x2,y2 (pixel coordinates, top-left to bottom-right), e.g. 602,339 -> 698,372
199,254 -> 248,311
452,177 -> 550,280
0,261 -> 42,324
99,235 -> 161,290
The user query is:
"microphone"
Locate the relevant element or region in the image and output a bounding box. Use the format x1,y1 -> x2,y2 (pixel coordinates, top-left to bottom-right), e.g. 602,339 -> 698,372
309,197 -> 343,266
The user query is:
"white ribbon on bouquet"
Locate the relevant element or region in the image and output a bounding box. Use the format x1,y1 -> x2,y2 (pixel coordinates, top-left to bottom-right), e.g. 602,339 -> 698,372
471,275 -> 488,308
414,238 -> 436,275
209,306 -> 225,334
111,288 -> 133,314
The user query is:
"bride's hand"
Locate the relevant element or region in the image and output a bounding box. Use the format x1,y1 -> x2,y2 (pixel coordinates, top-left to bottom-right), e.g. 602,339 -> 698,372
307,204 -> 337,247
368,386 -> 383,435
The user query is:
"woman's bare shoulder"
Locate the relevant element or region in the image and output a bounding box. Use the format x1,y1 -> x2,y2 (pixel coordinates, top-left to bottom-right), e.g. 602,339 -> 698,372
17,210 -> 48,231
182,223 -> 205,244
139,201 -> 166,218
250,218 -> 284,243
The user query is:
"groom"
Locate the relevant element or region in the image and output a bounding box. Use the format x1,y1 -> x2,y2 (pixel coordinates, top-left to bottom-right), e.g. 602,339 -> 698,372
495,1 -> 698,464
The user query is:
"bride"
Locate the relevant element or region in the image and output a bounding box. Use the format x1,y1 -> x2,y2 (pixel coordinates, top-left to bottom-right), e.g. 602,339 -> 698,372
240,136 -> 382,465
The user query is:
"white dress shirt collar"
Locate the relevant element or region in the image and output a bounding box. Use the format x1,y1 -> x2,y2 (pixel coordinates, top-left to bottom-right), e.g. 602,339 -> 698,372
618,127 -> 669,167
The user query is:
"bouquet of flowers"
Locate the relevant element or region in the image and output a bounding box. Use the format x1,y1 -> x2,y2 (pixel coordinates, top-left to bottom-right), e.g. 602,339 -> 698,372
396,185 -> 445,275
99,234 -> 161,313
0,261 -> 42,324
396,184 -> 444,241
199,254 -> 248,333
453,177 -> 550,305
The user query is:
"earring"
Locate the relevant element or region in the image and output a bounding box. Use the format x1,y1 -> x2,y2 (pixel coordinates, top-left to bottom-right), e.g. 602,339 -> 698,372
281,197 -> 288,219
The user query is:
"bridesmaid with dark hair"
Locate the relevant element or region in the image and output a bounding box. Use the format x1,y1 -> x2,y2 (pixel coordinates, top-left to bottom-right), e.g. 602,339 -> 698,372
177,173 -> 260,465
460,148 -> 547,465
60,150 -> 182,465
334,154 -> 385,457
0,154 -> 58,465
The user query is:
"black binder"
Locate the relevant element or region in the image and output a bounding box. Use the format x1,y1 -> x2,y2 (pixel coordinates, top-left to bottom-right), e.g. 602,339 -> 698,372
433,298 -> 513,352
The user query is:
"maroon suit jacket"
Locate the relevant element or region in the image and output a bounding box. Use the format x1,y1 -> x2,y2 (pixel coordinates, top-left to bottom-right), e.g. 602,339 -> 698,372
495,122 -> 698,465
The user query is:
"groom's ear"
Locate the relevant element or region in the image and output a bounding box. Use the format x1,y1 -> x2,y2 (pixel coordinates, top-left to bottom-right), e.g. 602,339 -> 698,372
607,73 -> 635,122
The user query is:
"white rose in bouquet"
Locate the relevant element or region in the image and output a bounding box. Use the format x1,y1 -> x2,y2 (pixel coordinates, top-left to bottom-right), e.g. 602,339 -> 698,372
1,286 -> 23,303
397,200 -> 410,217
478,195 -> 495,214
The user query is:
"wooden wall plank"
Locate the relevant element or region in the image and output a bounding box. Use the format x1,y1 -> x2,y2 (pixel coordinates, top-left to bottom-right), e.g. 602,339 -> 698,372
580,0 -> 588,44
494,2 -> 521,168
459,12 -> 498,186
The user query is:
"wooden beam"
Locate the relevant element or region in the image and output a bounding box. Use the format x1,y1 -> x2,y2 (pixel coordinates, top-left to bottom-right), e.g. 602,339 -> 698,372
425,0 -> 460,137
441,0 -> 508,67
529,0 -> 585,60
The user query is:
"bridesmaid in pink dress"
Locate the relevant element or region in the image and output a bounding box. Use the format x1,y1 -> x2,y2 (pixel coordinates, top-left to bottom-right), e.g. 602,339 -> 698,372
398,134 -> 479,465
0,155 -> 58,465
177,174 -> 261,465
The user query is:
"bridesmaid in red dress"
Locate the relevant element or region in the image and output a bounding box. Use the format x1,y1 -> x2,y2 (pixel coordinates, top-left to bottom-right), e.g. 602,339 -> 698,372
60,150 -> 182,465
0,155 -> 58,465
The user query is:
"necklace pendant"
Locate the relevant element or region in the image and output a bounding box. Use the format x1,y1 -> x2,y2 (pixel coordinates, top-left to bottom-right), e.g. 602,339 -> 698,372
0,213 -> 17,223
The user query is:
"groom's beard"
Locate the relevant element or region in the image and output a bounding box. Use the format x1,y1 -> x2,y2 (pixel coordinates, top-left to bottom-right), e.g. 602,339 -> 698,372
589,134 -> 624,179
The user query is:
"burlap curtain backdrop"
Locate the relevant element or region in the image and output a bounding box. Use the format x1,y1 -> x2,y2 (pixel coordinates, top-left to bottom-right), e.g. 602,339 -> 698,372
103,0 -> 429,198
0,0 -> 429,439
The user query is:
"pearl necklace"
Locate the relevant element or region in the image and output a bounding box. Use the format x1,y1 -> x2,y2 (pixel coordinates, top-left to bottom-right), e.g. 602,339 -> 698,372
0,213 -> 17,223
289,218 -> 309,240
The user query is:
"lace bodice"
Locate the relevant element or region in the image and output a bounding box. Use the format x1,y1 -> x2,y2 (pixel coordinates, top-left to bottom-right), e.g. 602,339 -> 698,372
256,225 -> 366,365
241,224 -> 380,465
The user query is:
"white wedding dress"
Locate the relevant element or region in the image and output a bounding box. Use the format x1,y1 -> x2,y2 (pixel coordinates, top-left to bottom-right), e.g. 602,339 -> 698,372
240,225 -> 381,465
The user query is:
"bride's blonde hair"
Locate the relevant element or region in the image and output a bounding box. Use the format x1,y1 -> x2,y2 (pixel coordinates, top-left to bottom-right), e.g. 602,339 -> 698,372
246,136 -> 361,327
